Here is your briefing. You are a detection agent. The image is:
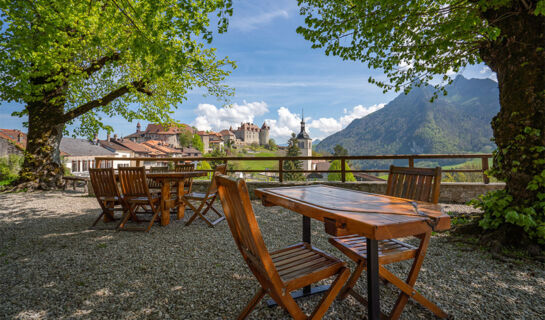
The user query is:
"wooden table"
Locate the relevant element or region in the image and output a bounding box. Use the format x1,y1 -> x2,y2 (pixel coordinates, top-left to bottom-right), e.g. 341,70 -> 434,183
254,185 -> 450,320
133,171 -> 206,226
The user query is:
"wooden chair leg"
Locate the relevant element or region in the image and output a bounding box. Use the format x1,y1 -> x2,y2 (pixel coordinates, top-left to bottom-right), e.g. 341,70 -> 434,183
237,287 -> 266,320
117,203 -> 135,230
279,294 -> 306,320
388,232 -> 442,320
379,266 -> 447,319
185,201 -> 209,226
309,266 -> 350,320
339,260 -> 365,300
91,211 -> 105,227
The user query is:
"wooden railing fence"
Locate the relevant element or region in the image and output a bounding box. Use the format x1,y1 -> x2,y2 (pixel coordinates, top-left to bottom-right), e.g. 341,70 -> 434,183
95,154 -> 493,184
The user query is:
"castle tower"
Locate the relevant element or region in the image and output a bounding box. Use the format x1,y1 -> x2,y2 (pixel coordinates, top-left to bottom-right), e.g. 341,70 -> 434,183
259,122 -> 270,145
296,110 -> 312,171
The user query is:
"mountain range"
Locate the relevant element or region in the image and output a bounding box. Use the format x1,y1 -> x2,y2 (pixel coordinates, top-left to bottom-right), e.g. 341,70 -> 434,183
316,76 -> 499,157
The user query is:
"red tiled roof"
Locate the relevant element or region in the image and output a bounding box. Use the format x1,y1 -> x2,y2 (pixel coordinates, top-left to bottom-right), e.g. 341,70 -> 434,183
143,140 -> 182,154
144,123 -> 191,135
112,139 -> 153,154
0,129 -> 27,150
219,130 -> 234,136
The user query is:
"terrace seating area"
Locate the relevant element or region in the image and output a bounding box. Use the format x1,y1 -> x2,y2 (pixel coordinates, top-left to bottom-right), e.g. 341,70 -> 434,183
0,158 -> 542,319
1,190 -> 544,319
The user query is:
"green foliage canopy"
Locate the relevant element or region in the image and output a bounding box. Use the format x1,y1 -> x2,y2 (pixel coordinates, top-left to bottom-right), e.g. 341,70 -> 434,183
284,133 -> 305,181
297,0 -> 545,93
192,133 -> 204,153
327,160 -> 356,182
0,0 -> 235,136
178,129 -> 193,148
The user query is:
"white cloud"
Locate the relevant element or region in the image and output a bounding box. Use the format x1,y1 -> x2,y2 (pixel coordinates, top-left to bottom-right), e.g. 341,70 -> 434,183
480,66 -> 491,74
192,101 -> 385,144
193,101 -> 268,131
265,107 -> 302,143
266,104 -> 385,143
231,9 -> 289,32
307,104 -> 385,135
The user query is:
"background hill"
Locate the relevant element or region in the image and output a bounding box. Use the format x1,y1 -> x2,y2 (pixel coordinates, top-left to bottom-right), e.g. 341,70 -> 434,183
316,76 -> 499,161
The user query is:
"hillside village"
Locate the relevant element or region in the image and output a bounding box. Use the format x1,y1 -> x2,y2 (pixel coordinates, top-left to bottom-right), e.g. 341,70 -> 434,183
0,121 -> 312,178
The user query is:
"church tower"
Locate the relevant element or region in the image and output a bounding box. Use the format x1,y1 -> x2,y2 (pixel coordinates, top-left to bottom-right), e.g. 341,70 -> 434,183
296,110 -> 312,171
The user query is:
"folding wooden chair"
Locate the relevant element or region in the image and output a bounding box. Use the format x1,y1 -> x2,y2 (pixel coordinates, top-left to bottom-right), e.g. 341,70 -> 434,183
148,166 -> 169,196
88,168 -> 127,227
216,175 -> 350,320
174,162 -> 195,194
117,167 -> 162,232
329,165 -> 447,320
183,164 -> 227,227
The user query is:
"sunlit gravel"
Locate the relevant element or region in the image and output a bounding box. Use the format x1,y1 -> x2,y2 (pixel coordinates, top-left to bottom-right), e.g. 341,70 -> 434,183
0,191 -> 544,319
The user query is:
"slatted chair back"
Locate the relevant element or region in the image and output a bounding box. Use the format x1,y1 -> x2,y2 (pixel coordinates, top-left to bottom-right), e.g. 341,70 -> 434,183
118,167 -> 152,199
207,164 -> 228,195
216,175 -> 284,292
148,166 -> 169,189
386,165 -> 442,203
89,168 -> 120,199
174,163 -> 195,172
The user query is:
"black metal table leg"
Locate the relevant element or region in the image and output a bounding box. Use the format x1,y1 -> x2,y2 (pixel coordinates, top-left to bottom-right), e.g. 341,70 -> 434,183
366,238 -> 380,320
302,215 -> 312,294
266,215 -> 329,307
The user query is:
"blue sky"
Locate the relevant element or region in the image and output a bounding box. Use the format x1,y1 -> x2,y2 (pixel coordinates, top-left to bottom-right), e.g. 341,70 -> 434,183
0,0 -> 497,144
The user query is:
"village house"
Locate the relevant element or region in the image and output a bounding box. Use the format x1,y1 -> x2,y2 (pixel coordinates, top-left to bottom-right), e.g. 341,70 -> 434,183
125,123 -> 194,148
60,137 -> 115,175
0,129 -> 26,157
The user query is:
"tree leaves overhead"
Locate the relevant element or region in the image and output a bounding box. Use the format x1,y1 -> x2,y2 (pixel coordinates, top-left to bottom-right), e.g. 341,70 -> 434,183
296,0 -> 544,94
0,0 -> 235,136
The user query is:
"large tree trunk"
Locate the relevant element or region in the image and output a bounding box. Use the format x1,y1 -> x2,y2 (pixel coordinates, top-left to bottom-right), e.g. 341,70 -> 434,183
480,3 -> 545,206
17,78 -> 67,190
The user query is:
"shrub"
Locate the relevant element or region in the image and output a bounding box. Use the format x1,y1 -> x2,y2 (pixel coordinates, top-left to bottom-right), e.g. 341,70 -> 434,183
327,160 -> 356,182
0,154 -> 23,184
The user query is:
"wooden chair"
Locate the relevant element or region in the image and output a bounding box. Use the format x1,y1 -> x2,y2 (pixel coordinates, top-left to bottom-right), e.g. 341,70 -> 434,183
328,165 -> 446,320
183,164 -> 227,227
174,162 -> 195,194
117,167 -> 162,232
148,166 -> 169,195
88,168 -> 127,227
216,175 -> 350,320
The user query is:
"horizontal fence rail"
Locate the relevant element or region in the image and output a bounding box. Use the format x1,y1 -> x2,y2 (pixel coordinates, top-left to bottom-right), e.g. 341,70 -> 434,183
95,154 -> 493,184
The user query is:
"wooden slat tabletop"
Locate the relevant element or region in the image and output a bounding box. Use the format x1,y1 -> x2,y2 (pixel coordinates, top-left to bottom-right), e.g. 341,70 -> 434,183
255,185 -> 450,240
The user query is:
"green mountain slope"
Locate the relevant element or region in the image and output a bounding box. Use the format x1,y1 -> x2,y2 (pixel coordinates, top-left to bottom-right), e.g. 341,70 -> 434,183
316,76 -> 499,156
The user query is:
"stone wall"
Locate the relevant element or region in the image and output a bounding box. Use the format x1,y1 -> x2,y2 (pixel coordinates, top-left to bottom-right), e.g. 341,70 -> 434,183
190,180 -> 505,204
0,139 -> 23,158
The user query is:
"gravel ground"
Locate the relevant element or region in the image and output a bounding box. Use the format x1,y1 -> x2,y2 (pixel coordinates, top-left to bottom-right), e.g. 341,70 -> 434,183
0,191 -> 544,320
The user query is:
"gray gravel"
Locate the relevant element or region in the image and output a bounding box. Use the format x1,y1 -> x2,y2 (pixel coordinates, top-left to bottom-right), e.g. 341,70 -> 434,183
0,191 -> 544,320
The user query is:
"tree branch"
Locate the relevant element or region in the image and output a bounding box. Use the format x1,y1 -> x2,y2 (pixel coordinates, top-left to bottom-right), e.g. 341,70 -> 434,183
82,52 -> 121,77
61,80 -> 151,122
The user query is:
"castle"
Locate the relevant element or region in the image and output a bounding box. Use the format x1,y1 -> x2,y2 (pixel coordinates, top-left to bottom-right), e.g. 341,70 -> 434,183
233,122 -> 270,146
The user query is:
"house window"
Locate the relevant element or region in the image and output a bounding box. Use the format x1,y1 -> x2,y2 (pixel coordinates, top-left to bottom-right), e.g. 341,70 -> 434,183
82,160 -> 88,172
71,160 -> 78,172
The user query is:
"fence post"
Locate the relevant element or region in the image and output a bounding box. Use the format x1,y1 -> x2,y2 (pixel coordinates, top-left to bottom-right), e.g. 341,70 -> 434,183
482,157 -> 490,184
408,157 -> 414,167
96,158 -> 102,168
278,159 -> 283,183
341,158 -> 346,182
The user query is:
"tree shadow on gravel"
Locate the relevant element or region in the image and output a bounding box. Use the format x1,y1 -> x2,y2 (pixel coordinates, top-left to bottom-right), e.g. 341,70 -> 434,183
0,195 -> 544,319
